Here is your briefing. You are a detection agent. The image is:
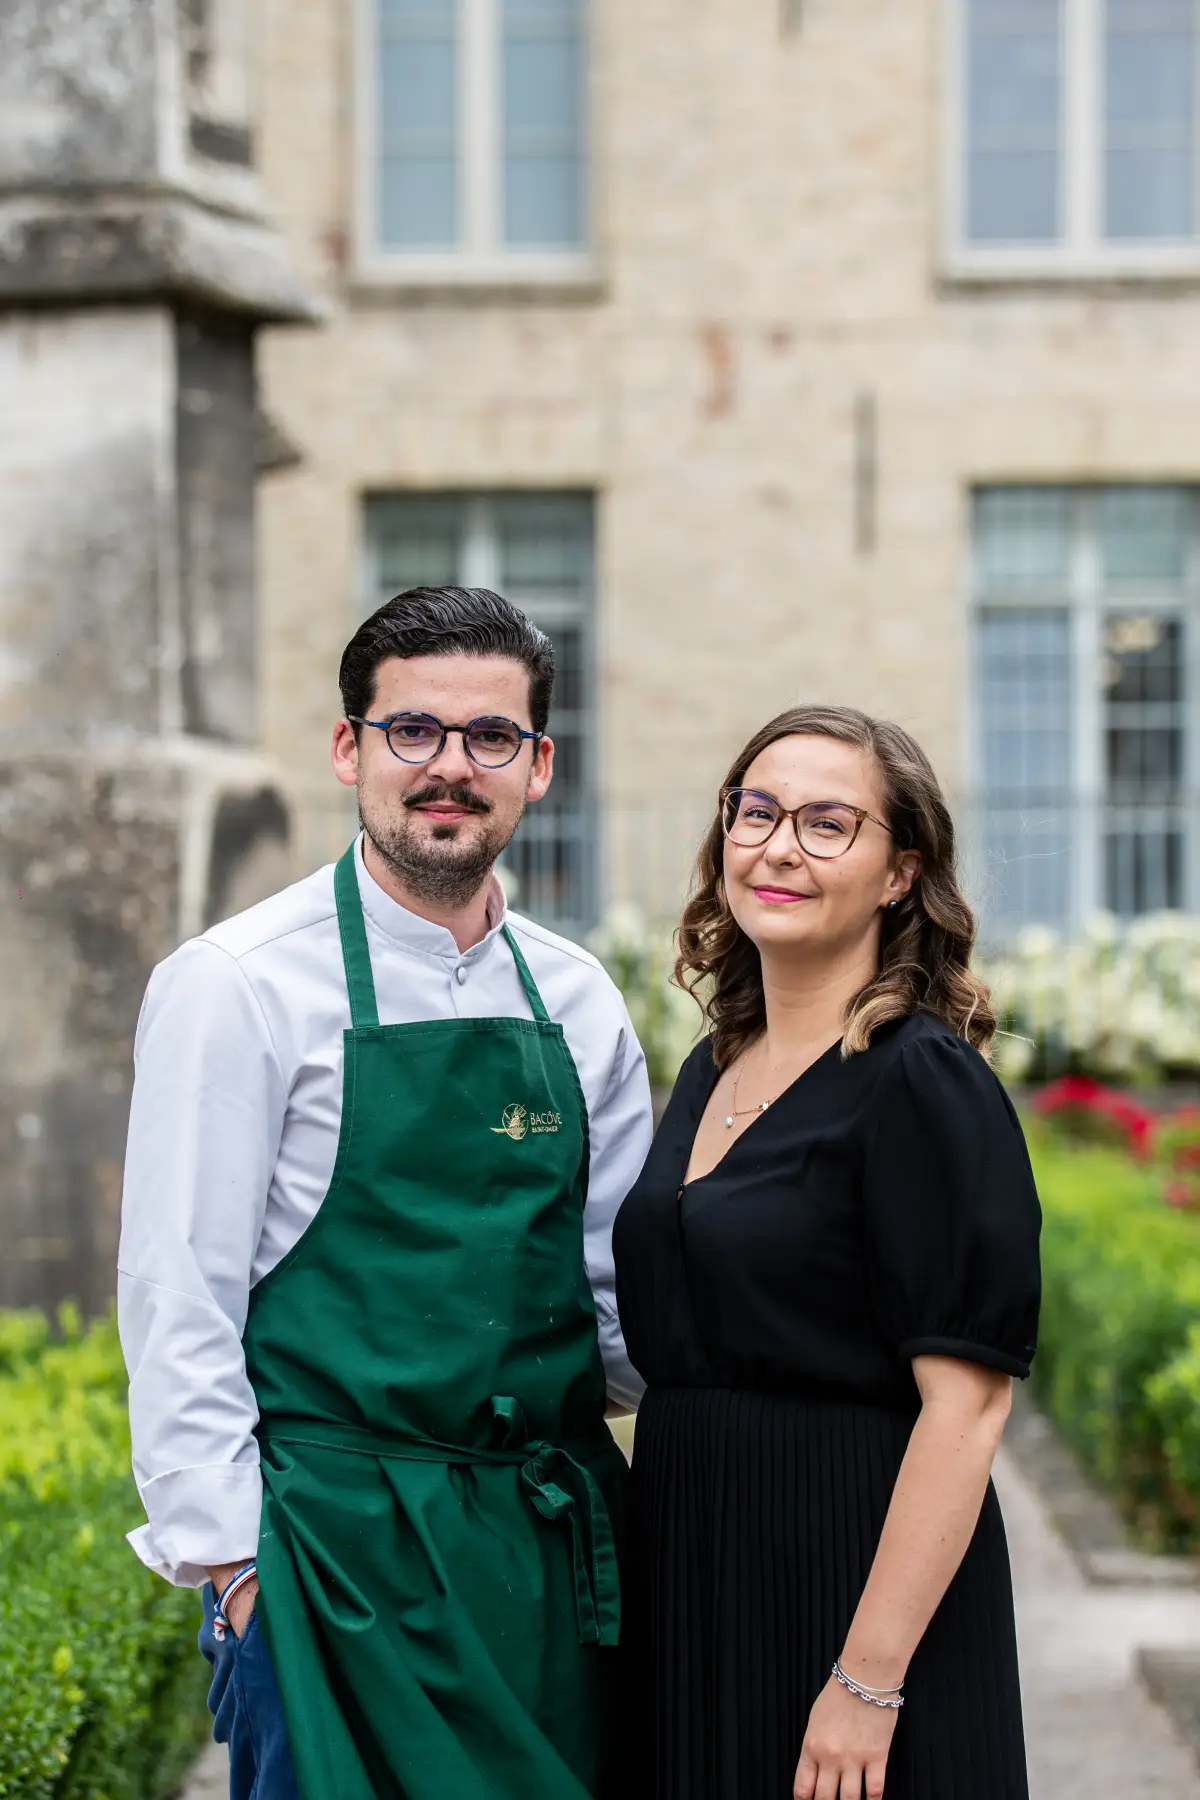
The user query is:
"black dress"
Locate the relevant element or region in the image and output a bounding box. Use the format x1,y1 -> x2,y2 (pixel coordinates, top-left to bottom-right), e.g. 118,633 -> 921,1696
613,1010 -> 1042,1800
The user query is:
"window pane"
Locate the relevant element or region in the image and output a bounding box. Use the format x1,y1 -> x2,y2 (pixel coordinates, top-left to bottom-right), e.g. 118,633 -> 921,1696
1103,614 -> 1186,912
362,491 -> 598,929
974,487 -> 1071,591
378,0 -> 458,248
365,495 -> 465,599
1105,0 -> 1196,241
1100,486 -> 1190,584
980,610 -> 1074,798
966,0 -> 1062,243
974,487 -> 1199,931
494,493 -> 595,926
977,607 -> 1074,929
495,494 -> 593,597
495,497 -> 593,720
503,0 -> 587,247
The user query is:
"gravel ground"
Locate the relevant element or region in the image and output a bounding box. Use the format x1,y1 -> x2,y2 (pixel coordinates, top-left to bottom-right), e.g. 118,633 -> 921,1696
180,1443 -> 1200,1799
179,1739 -> 225,1798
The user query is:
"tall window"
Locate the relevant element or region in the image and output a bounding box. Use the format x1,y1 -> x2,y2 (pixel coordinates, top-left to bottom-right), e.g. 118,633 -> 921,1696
363,0 -> 590,277
954,0 -> 1200,272
972,486 -> 1200,937
362,493 -> 597,930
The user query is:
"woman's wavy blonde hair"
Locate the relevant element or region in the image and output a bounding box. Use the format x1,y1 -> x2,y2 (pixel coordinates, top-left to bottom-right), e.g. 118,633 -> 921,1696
675,705 -> 995,1072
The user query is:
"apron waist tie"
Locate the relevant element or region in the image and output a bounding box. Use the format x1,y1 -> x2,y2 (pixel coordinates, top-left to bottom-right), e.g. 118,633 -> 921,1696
489,1395 -> 620,1649
258,1399 -> 620,1650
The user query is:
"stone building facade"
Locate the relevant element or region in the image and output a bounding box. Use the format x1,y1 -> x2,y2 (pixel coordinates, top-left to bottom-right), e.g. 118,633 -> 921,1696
6,0 -> 1200,1303
254,0 -> 1200,940
0,0 -> 316,1309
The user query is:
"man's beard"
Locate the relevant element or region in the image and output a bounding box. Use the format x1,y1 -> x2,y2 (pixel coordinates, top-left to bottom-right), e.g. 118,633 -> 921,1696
361,781 -> 524,910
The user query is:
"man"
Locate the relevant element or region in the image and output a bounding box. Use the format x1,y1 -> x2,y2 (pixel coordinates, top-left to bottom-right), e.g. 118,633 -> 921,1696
118,587 -> 653,1800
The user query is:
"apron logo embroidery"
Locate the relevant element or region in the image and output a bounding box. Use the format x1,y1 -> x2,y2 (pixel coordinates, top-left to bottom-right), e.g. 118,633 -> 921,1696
492,1104 -> 563,1140
493,1104 -> 530,1140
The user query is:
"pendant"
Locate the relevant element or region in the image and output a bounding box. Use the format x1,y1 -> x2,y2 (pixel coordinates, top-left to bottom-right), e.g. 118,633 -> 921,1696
725,1116 -> 734,1128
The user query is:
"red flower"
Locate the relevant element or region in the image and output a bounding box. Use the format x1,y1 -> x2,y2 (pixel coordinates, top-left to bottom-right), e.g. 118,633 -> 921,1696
1032,1075 -> 1106,1112
1032,1076 -> 1155,1159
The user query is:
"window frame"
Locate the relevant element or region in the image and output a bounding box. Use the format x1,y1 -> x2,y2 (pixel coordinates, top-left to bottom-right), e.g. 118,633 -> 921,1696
967,485 -> 1200,938
354,0 -> 598,287
944,0 -> 1200,279
360,490 -> 601,932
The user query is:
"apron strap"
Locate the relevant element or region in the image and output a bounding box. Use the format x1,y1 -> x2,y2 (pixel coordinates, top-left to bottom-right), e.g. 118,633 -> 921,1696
334,844 -> 381,1031
336,853 -> 553,1034
502,926 -> 553,1027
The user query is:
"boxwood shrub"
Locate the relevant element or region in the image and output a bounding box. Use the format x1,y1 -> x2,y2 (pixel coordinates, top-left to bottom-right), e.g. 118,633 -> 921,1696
0,1309 -> 209,1800
1029,1128 -> 1200,1552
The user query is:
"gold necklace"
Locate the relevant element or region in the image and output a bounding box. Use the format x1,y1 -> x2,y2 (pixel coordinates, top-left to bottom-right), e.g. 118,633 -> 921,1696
724,1055 -> 776,1129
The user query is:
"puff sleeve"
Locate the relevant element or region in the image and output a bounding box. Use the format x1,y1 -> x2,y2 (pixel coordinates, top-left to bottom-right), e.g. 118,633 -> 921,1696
863,1030 -> 1041,1378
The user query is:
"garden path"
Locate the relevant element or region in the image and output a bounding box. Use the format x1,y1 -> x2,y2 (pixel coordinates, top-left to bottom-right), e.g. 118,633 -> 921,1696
179,1443 -> 1200,1799
996,1444 -> 1200,1798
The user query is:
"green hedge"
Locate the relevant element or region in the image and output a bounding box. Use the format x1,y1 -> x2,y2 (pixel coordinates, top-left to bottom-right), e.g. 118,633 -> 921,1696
3,1131 -> 1194,1795
1029,1129 -> 1200,1553
0,1309 -> 209,1800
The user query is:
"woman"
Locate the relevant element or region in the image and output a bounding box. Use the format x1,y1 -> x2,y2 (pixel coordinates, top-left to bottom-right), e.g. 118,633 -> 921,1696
613,706 -> 1040,1800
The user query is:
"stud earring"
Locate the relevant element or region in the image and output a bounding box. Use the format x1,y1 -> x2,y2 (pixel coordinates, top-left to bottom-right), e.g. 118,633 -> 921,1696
887,899 -> 899,909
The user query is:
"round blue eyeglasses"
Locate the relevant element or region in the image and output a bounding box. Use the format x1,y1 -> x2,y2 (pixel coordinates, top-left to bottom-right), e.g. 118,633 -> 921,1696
349,711 -> 542,770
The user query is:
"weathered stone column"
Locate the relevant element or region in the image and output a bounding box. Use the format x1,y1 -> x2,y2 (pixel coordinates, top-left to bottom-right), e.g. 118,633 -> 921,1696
0,0 -> 320,1313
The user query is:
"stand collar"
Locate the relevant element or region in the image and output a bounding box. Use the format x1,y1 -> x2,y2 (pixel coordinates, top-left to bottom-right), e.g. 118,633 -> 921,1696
352,833 -> 509,964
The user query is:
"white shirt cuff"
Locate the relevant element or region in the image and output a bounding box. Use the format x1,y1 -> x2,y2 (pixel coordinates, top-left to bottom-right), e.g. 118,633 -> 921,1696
129,1461 -> 263,1588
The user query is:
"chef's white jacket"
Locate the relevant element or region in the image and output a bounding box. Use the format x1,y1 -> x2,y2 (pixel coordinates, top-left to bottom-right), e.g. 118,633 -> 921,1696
118,838 -> 653,1587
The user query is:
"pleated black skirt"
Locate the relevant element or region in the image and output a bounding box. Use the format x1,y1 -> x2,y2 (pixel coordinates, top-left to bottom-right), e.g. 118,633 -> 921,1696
625,1387 -> 1029,1800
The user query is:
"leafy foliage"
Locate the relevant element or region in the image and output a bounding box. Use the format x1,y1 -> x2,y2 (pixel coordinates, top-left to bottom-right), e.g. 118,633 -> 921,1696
1147,1324 -> 1200,1509
0,1310 -> 209,1800
1152,1108 -> 1200,1214
1030,1130 -> 1200,1552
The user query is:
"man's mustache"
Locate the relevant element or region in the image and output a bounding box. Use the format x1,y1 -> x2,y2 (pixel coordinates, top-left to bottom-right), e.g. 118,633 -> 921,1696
403,783 -> 493,816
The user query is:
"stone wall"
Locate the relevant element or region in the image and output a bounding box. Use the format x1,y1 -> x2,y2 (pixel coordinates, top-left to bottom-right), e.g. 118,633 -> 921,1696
252,0 -> 1200,915
0,0 -> 317,1312
0,0 -> 160,188
0,308 -> 297,1311
0,309 -> 172,741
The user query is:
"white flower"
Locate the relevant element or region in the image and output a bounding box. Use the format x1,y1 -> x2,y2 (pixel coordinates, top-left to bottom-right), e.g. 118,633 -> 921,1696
1083,913 -> 1120,947
1015,925 -> 1061,959
977,910 -> 1200,1083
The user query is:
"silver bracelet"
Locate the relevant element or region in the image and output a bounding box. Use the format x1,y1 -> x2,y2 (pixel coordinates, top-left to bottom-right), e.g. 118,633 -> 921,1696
832,1661 -> 905,1709
832,1658 -> 904,1695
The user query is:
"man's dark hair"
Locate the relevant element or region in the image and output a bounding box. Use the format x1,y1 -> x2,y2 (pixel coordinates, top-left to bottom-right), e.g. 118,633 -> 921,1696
339,587 -> 556,735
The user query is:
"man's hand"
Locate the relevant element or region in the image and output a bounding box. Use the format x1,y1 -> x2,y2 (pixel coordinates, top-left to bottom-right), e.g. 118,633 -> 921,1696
209,1562 -> 259,1640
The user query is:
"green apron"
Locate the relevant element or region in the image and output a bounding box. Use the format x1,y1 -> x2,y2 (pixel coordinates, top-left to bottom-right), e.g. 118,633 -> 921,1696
243,846 -> 628,1799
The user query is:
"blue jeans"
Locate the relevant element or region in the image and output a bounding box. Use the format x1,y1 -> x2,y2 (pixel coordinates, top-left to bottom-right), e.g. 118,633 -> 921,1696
199,1584 -> 301,1800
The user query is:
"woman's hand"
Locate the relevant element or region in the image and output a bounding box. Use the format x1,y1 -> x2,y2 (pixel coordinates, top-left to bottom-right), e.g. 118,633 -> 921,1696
794,1676 -> 898,1800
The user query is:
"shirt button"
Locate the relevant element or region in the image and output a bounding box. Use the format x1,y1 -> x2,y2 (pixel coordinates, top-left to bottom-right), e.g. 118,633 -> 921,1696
455,966 -> 467,985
